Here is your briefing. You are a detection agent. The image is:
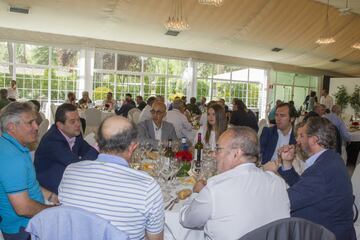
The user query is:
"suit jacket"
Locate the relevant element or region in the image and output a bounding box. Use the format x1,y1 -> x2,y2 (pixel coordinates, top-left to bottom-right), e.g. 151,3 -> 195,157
230,109 -> 259,132
279,150 -> 356,240
34,125 -> 98,194
260,126 -> 296,164
137,119 -> 178,148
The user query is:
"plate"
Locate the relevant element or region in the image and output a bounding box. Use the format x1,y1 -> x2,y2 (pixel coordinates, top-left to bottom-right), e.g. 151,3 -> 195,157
178,176 -> 196,185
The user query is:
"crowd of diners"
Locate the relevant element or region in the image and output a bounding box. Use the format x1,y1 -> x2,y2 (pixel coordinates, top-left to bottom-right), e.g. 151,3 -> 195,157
0,84 -> 358,240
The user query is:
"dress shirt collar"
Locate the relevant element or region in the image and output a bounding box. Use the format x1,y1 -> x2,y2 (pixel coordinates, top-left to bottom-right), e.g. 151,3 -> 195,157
1,132 -> 29,153
96,153 -> 129,167
277,127 -> 292,137
58,128 -> 76,150
152,121 -> 163,131
305,149 -> 327,170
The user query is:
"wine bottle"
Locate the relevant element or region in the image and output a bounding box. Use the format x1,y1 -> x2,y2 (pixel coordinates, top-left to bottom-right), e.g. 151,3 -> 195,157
164,139 -> 174,159
194,133 -> 203,173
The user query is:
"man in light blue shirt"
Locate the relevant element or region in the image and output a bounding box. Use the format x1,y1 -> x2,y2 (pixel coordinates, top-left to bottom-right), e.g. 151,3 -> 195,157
0,102 -> 51,240
324,104 -> 351,142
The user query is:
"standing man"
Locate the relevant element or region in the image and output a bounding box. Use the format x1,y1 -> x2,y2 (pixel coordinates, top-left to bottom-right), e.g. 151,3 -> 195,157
0,102 -> 51,240
59,116 -> 164,240
264,117 -> 356,240
260,103 -> 297,164
7,80 -> 18,101
34,103 -> 98,195
137,101 -> 177,148
180,127 -> 290,239
320,89 -> 334,112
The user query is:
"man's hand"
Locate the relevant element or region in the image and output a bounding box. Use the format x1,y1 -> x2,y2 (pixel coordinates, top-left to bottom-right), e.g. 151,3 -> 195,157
193,179 -> 207,193
278,144 -> 296,170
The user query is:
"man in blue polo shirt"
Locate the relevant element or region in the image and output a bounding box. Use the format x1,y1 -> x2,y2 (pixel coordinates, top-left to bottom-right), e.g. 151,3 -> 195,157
0,102 -> 51,240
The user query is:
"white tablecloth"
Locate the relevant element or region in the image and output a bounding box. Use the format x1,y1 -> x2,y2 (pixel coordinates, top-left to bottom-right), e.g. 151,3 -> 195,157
350,131 -> 360,142
164,181 -> 204,240
78,110 -> 115,121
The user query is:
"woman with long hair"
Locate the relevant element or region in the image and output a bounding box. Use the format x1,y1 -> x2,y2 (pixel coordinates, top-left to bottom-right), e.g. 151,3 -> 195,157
195,103 -> 227,149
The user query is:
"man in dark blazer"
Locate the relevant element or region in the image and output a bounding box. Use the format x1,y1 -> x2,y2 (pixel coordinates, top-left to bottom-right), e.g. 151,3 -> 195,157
137,101 -> 177,148
34,103 -> 98,195
260,103 -> 297,164
264,117 -> 356,240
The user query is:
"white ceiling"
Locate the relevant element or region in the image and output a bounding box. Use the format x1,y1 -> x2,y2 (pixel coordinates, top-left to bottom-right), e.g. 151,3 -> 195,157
0,0 -> 360,76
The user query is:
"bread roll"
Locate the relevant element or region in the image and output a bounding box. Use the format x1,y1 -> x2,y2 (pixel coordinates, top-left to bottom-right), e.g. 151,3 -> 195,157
177,189 -> 192,200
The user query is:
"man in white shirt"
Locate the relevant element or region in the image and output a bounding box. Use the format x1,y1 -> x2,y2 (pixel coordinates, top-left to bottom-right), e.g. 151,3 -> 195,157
165,99 -> 194,143
180,127 -> 290,240
7,80 -> 18,101
320,89 -> 334,111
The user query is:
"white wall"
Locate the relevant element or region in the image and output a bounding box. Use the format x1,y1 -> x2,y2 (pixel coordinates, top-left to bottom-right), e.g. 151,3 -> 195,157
329,77 -> 360,121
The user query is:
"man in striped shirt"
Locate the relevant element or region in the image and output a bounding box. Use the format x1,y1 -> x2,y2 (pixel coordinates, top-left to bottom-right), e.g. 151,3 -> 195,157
58,116 -> 164,240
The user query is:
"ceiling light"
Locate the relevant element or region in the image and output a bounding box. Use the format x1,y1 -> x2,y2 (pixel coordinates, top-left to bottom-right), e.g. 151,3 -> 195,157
316,0 -> 336,45
164,0 -> 190,32
352,43 -> 360,50
198,0 -> 224,7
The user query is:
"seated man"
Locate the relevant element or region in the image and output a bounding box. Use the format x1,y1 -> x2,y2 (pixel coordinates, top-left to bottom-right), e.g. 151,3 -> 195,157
34,103 -> 98,195
180,127 -> 290,239
137,101 -> 177,148
260,102 -> 297,164
264,117 -> 356,240
78,91 -> 92,109
186,97 -> 201,116
230,98 -> 258,132
0,102 -> 51,239
0,88 -> 10,110
59,116 -> 164,240
136,95 -> 146,111
138,96 -> 156,123
165,99 -> 194,142
115,93 -> 135,117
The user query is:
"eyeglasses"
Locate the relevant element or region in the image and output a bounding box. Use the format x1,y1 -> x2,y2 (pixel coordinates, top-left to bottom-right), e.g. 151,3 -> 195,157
150,110 -> 165,115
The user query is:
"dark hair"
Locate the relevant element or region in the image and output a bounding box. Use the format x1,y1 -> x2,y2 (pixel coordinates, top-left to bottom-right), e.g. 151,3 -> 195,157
276,102 -> 297,119
206,103 -> 227,144
67,92 -> 75,98
97,120 -> 138,153
55,103 -> 77,124
147,96 -> 156,106
305,117 -> 335,149
28,100 -> 41,112
233,98 -> 247,112
310,91 -> 316,97
0,89 -> 7,99
190,97 -> 196,104
136,96 -> 143,100
126,93 -> 132,98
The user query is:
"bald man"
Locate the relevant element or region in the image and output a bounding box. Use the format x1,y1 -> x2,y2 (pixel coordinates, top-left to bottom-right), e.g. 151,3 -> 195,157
58,116 -> 164,240
137,101 -> 177,148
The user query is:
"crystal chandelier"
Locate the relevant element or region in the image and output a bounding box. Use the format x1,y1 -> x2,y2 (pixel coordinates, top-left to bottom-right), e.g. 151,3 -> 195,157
165,0 -> 190,32
316,0 -> 335,45
198,0 -> 224,7
352,43 -> 360,50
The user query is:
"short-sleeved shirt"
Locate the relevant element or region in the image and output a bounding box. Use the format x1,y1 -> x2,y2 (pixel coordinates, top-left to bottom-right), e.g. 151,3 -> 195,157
0,133 -> 44,234
58,154 -> 164,240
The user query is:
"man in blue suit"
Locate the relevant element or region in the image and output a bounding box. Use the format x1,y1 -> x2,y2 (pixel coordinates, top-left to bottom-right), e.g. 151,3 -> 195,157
260,103 -> 297,164
264,117 -> 356,240
35,103 -> 98,195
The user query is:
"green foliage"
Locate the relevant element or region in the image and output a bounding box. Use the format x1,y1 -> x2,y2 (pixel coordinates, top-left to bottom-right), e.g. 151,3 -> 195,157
94,86 -> 112,100
350,85 -> 360,114
333,85 -> 349,110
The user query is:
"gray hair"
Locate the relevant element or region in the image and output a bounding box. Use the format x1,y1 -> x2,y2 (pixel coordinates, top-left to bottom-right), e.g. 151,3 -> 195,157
305,117 -> 335,149
0,102 -> 34,132
172,99 -> 183,110
227,126 -> 259,163
97,120 -> 138,153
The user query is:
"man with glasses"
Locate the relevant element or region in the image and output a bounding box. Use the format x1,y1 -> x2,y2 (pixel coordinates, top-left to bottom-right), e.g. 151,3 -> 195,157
137,101 -> 177,148
0,102 -> 51,240
180,127 -> 290,239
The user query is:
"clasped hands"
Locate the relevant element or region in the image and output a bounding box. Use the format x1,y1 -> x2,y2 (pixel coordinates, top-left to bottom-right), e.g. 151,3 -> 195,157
263,144 -> 296,173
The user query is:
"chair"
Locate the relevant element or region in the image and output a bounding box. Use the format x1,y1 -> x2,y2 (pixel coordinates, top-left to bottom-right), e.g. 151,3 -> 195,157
257,118 -> 268,137
37,119 -> 49,143
352,164 -> 360,238
238,217 -> 335,240
50,103 -> 57,121
84,108 -> 102,135
25,206 -> 129,240
127,108 -> 141,124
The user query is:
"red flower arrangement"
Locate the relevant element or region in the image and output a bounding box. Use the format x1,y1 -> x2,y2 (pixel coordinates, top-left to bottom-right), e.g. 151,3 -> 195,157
352,121 -> 359,126
175,151 -> 193,162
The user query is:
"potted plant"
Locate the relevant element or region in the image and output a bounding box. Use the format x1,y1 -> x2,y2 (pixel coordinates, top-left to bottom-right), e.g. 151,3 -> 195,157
333,85 -> 350,110
350,85 -> 360,117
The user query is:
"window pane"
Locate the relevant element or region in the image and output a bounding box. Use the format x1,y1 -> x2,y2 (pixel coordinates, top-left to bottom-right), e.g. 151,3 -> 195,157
144,57 -> 167,74
15,43 -> 49,65
275,72 -> 294,85
168,77 -> 186,101
0,66 -> 11,88
197,62 -> 213,79
94,51 -> 115,70
213,64 -> 231,80
144,75 -> 165,97
168,59 -> 186,76
16,66 -> 48,100
117,54 -> 141,72
52,48 -> 79,67
196,78 -> 210,101
231,68 -> 248,81
294,74 -> 309,87
93,72 -> 115,101
115,74 -> 141,99
0,42 -> 10,63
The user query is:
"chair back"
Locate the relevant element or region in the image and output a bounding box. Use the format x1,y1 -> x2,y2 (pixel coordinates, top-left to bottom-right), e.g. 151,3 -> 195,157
257,118 -> 268,137
50,103 -> 57,120
84,132 -> 97,146
128,108 -> 141,124
238,217 -> 335,240
84,108 -> 102,135
37,119 -> 49,143
25,206 -> 129,240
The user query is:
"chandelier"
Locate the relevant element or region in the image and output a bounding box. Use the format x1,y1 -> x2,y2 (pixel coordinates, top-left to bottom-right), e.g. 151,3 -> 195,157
198,0 -> 224,7
316,0 -> 335,45
352,43 -> 360,50
165,0 -> 190,32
